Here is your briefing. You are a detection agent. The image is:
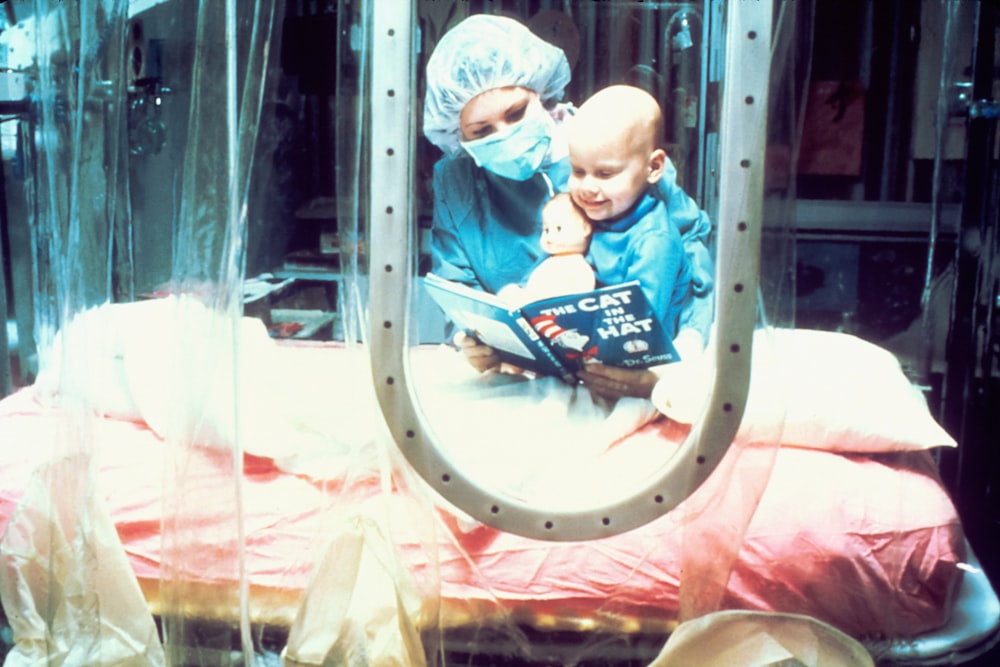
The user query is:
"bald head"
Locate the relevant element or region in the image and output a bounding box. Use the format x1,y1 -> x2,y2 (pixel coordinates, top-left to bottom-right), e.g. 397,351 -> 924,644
566,85 -> 668,221
570,85 -> 663,155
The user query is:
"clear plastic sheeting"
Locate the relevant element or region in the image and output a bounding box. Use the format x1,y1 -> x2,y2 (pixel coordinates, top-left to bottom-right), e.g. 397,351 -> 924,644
0,0 -> 148,663
649,610 -> 875,666
0,0 -> 277,663
0,1 -> 988,667
27,0 -> 130,351
282,506 -> 427,667
0,455 -> 165,666
156,1 -> 276,663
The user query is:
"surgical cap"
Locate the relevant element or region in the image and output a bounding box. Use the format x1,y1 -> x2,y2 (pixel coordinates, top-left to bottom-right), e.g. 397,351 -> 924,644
423,14 -> 572,157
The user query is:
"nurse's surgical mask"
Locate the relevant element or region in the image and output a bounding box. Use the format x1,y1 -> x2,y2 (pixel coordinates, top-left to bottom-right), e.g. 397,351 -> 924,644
459,101 -> 554,181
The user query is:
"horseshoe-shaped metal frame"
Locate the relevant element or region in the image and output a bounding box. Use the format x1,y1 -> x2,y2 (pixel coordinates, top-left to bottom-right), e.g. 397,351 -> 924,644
369,0 -> 771,541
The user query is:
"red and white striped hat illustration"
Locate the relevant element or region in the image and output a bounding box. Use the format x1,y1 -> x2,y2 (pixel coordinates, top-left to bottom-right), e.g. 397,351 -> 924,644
530,314 -> 567,341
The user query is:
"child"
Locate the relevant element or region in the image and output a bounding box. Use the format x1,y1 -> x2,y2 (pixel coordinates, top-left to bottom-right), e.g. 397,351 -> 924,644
567,84 -> 698,360
498,192 -> 595,307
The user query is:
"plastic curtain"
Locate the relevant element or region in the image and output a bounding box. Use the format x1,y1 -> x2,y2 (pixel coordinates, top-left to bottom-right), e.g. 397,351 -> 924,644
0,0 -> 276,663
29,0 -> 129,364
667,0 -> 811,625
149,0 -> 277,663
0,0 -> 975,666
333,1 -> 368,348
0,1 -> 156,665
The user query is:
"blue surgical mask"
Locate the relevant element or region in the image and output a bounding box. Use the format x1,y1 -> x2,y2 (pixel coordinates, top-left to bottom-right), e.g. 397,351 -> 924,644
459,102 -> 554,181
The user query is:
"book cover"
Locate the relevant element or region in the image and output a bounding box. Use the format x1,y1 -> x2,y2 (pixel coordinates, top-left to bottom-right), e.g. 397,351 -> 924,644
422,273 -> 679,382
421,273 -> 573,381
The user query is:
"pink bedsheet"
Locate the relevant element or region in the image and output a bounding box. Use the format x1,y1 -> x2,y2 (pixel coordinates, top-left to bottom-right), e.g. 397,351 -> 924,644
0,382 -> 965,640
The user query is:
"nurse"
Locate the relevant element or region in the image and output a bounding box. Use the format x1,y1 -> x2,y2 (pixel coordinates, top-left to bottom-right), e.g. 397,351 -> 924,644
422,14 -> 713,399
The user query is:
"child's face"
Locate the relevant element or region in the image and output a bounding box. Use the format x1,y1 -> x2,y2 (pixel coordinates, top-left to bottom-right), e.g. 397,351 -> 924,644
567,131 -> 661,222
540,202 -> 591,255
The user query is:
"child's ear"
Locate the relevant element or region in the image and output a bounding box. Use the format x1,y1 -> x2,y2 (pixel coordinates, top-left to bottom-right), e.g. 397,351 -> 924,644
647,148 -> 667,183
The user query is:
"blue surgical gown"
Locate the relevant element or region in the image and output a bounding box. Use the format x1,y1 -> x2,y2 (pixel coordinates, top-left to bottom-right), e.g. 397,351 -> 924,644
429,153 -> 715,341
429,154 -> 572,295
587,192 -> 693,340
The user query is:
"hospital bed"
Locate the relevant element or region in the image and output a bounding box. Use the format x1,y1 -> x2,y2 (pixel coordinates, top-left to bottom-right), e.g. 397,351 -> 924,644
0,302 -> 996,665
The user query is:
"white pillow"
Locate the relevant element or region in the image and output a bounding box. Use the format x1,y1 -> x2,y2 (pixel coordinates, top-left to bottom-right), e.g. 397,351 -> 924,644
36,297 -> 279,450
34,301 -> 146,420
652,328 -> 956,452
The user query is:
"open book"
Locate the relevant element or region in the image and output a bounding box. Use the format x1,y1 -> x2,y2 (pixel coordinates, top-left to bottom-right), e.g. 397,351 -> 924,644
422,273 -> 680,383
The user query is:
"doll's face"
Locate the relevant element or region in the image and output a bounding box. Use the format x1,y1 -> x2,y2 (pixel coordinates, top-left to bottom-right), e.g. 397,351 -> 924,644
540,198 -> 592,255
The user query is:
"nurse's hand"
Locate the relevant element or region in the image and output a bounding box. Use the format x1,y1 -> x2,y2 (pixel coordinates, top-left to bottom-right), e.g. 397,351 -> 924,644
577,363 -> 658,401
455,332 -> 502,373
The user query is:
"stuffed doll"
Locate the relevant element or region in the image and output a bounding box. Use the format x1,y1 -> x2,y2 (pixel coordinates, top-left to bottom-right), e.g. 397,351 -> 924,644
499,193 -> 596,307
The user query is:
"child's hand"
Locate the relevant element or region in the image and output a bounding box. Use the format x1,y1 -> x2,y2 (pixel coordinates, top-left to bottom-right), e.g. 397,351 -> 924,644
576,363 -> 658,401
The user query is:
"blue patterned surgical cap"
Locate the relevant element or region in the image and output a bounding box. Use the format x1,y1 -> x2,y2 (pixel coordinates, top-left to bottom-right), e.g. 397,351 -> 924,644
423,14 -> 572,157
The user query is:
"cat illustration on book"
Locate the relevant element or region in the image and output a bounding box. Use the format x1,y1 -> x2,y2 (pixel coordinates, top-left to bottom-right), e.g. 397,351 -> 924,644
530,313 -> 598,363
